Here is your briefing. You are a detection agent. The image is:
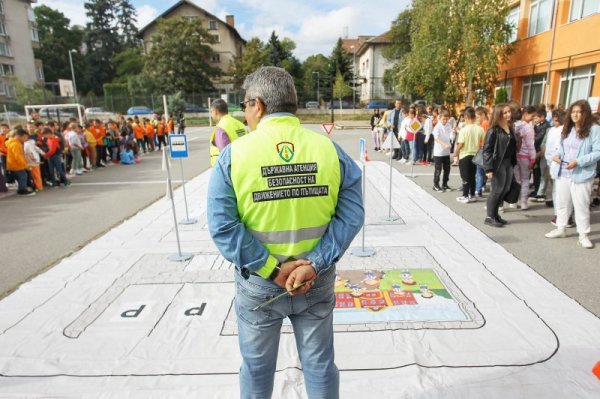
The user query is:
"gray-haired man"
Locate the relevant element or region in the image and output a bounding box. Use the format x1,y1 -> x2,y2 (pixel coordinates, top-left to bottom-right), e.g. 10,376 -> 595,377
207,66 -> 364,398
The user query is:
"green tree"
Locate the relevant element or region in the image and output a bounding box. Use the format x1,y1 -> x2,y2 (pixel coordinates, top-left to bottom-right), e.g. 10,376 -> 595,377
328,38 -> 353,84
84,0 -> 123,94
145,17 -> 220,94
33,5 -> 85,85
383,9 -> 412,61
12,79 -> 54,108
117,0 -> 140,47
231,37 -> 268,87
495,87 -> 509,104
113,46 -> 145,83
397,0 -> 514,105
332,70 -> 352,109
302,54 -> 329,102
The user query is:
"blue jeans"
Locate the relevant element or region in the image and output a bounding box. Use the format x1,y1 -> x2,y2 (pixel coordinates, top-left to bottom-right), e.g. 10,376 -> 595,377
48,154 -> 68,186
476,165 -> 486,195
401,140 -> 410,160
235,265 -> 339,399
409,140 -> 417,161
415,132 -> 424,161
14,169 -> 28,193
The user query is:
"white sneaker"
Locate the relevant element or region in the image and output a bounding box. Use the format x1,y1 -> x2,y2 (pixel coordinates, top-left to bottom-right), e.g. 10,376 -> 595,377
406,160 -> 414,166
399,159 -> 407,164
521,203 -> 529,210
468,196 -> 477,203
545,228 -> 566,239
578,235 -> 594,249
509,203 -> 518,209
456,196 -> 469,204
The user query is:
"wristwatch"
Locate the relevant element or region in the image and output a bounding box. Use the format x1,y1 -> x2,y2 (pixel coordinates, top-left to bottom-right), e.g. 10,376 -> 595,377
268,262 -> 281,281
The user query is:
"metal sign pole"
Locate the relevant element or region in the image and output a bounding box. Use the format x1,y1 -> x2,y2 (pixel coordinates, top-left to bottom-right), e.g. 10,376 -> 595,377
179,158 -> 197,225
352,139 -> 375,258
164,148 -> 192,262
385,132 -> 400,222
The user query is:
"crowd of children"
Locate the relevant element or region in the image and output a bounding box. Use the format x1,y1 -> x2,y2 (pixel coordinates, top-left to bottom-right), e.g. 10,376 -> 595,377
0,112 -> 176,197
371,99 -> 600,248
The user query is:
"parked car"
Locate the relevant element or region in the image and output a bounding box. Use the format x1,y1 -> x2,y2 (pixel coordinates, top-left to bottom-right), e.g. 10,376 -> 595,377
0,111 -> 26,121
366,100 -> 390,109
305,101 -> 319,109
127,106 -> 154,115
326,100 -> 353,109
184,103 -> 208,113
38,108 -> 76,119
85,107 -> 117,122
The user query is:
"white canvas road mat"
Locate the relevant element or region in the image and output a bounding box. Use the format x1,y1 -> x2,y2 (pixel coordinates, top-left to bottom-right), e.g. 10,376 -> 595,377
1,161 -> 599,398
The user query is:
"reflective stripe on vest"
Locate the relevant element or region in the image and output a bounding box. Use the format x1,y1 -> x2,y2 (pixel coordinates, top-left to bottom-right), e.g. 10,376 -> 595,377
230,115 -> 340,263
210,114 -> 247,166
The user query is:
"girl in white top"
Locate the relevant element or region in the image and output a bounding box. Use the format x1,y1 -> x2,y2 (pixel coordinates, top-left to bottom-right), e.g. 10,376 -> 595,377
431,110 -> 453,191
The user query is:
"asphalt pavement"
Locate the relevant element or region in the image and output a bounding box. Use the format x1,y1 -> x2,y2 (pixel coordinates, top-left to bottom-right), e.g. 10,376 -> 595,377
1,124 -> 598,318
0,127 -> 211,299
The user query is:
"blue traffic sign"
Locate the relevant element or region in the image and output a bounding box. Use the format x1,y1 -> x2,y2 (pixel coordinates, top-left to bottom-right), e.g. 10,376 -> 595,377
169,134 -> 189,159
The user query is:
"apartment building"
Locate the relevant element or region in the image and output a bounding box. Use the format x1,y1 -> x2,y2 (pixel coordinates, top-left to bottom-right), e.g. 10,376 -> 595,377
0,0 -> 43,103
498,0 -> 600,110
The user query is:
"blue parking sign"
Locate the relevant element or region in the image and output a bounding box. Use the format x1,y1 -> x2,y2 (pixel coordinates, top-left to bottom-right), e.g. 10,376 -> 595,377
169,134 -> 188,159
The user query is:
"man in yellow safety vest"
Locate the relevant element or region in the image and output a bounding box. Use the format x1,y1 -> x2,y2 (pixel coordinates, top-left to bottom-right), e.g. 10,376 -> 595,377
207,66 -> 364,399
209,99 -> 247,166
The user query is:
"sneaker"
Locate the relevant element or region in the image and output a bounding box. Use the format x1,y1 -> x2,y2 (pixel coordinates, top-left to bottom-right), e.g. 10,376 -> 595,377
475,192 -> 483,198
397,158 -> 405,163
591,197 -> 600,208
76,170 -> 83,175
433,185 -> 443,192
578,234 -> 594,249
17,190 -> 36,197
456,196 -> 469,204
521,203 -> 529,210
545,228 -> 566,239
405,160 -> 414,166
64,181 -> 71,187
535,195 -> 546,203
442,185 -> 452,192
484,217 -> 503,227
496,216 -> 508,225
468,196 -> 477,203
509,203 -> 518,209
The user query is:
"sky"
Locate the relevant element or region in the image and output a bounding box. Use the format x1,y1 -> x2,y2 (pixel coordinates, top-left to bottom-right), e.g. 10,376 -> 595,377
36,0 -> 411,60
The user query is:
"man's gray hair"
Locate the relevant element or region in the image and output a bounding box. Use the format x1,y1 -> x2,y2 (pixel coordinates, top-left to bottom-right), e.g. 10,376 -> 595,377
210,98 -> 229,114
242,66 -> 297,115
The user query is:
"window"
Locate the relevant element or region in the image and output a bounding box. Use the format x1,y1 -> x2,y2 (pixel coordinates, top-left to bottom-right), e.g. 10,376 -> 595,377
0,23 -> 6,36
496,79 -> 513,100
0,82 -> 5,96
521,74 -> 546,106
559,65 -> 596,106
27,6 -> 35,22
0,63 -> 14,75
507,7 -> 519,42
37,66 -> 44,80
210,34 -> 220,43
209,20 -> 217,30
528,0 -> 553,36
211,54 -> 220,63
0,42 -> 10,57
31,28 -> 39,42
570,0 -> 600,21
0,1 -> 4,15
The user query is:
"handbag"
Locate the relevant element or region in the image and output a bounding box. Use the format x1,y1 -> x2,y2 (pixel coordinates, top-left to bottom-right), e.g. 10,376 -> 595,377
503,178 -> 521,204
472,149 -> 484,167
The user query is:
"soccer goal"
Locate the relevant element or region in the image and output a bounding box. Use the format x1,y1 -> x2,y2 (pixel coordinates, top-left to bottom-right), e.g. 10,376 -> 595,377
24,103 -> 85,124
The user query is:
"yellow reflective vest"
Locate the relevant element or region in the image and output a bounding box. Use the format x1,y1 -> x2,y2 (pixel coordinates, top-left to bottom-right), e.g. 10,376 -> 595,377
230,115 -> 340,278
210,114 -> 247,166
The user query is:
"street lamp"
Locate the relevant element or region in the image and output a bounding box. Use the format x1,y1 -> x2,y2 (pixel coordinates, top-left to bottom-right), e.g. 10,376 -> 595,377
312,71 -> 320,105
350,45 -> 356,109
68,49 -> 79,104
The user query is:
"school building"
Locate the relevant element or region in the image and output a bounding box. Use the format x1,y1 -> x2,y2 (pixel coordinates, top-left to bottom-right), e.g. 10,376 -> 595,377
497,0 -> 600,111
